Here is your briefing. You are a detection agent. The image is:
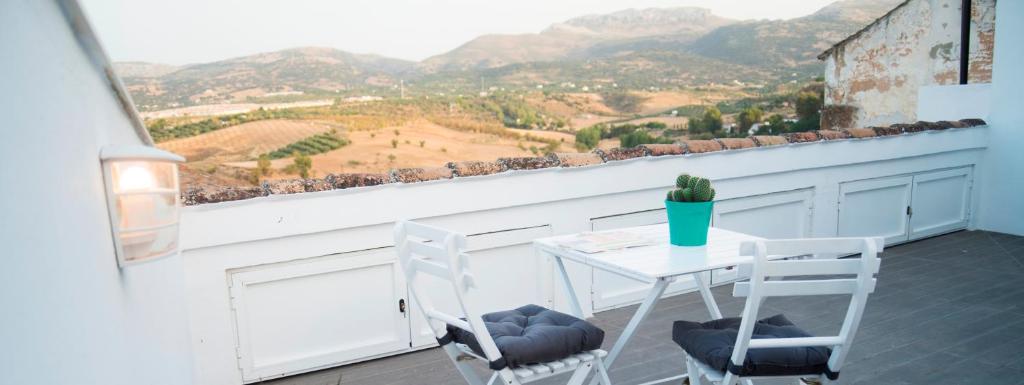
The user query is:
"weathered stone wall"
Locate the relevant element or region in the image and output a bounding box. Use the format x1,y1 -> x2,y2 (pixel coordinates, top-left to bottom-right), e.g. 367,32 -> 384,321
182,119 -> 988,205
822,0 -> 995,128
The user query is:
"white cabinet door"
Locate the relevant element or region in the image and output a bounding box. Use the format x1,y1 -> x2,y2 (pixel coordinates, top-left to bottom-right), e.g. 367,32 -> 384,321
590,209 -> 703,311
409,225 -> 553,348
229,250 -> 410,383
711,189 -> 814,284
910,167 -> 973,240
838,175 -> 913,245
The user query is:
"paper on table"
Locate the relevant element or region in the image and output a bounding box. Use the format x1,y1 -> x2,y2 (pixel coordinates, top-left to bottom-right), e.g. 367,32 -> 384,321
557,231 -> 656,253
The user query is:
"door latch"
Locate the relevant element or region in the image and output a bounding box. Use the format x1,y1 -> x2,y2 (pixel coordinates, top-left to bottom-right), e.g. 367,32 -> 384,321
398,299 -> 406,314
907,206 -> 913,217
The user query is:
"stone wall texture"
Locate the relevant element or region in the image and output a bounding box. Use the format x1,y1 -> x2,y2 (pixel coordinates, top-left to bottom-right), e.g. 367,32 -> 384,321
181,119 -> 986,206
820,0 -> 995,129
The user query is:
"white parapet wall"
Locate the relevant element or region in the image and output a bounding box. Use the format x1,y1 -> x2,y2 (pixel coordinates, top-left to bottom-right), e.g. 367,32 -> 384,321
918,84 -> 992,122
181,128 -> 988,384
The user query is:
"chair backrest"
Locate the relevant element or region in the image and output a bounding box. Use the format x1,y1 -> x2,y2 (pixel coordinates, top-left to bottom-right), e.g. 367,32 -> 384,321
729,237 -> 883,376
393,220 -> 504,362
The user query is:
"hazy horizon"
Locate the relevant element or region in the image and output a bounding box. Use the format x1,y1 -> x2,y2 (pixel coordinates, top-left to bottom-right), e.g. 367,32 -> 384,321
81,0 -> 840,65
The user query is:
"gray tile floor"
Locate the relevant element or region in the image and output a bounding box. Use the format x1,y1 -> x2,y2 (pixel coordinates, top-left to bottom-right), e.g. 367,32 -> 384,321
263,230 -> 1024,385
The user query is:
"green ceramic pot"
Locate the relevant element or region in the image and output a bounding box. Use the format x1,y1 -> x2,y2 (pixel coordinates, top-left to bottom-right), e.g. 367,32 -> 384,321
665,200 -> 714,246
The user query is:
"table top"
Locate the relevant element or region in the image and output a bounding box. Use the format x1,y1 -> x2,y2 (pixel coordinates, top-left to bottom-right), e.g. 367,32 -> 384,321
534,224 -> 763,283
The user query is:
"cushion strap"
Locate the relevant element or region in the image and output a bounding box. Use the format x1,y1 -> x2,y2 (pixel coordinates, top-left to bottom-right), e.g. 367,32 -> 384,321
825,368 -> 840,380
726,361 -> 840,380
488,357 -> 507,370
436,332 -> 453,346
726,361 -> 743,376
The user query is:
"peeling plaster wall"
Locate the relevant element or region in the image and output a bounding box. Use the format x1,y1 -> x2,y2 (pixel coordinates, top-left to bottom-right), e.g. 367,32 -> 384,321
823,0 -> 995,128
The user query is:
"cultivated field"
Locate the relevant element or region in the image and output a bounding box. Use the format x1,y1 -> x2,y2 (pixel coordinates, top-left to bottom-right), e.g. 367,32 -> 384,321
619,115 -> 691,128
159,119 -> 334,162
226,119 -> 578,177
506,128 -> 576,143
570,114 -> 625,129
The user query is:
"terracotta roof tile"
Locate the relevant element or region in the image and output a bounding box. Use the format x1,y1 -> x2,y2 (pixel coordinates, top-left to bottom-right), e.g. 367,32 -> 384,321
447,160 -> 503,177
716,138 -> 756,150
892,123 -> 925,133
182,186 -> 266,205
959,118 -> 986,127
640,144 -> 686,156
751,136 -> 788,147
595,146 -> 647,161
939,120 -> 969,128
785,131 -> 821,143
550,152 -> 603,167
498,156 -> 560,171
683,140 -> 724,153
263,179 -> 306,195
872,126 -> 902,136
915,121 -> 946,130
816,130 -> 850,140
390,167 -> 454,183
843,128 -> 877,138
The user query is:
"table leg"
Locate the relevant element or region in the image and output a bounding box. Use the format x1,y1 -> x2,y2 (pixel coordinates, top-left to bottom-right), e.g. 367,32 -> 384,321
587,278 -> 671,385
552,254 -> 585,319
692,272 -> 723,320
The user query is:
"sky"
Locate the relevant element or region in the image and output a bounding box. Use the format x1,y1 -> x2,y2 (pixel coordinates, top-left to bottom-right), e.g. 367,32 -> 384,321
80,0 -> 838,65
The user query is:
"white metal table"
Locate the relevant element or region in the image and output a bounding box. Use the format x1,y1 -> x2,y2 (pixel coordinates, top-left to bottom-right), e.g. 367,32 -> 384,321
533,224 -> 765,385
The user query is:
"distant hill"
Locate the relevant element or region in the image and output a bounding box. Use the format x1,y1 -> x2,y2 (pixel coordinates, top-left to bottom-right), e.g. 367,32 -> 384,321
113,62 -> 181,78
419,7 -> 734,72
117,1 -> 903,110
121,47 -> 415,109
688,0 -> 904,74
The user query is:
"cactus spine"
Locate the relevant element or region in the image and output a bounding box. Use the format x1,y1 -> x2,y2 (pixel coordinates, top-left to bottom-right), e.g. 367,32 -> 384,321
667,173 -> 716,202
676,174 -> 691,189
693,178 -> 712,201
681,188 -> 694,202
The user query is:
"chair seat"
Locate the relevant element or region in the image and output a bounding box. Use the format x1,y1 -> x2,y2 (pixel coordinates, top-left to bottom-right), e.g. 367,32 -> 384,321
507,349 -> 606,379
672,314 -> 834,379
447,304 -> 605,370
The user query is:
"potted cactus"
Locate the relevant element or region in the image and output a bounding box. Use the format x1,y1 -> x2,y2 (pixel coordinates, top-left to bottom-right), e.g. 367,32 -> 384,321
665,174 -> 715,246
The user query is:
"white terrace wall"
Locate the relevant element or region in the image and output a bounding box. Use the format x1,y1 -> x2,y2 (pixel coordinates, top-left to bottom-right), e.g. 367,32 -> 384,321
822,0 -> 995,128
0,1 -> 194,384
975,0 -> 1024,236
181,128 -> 987,384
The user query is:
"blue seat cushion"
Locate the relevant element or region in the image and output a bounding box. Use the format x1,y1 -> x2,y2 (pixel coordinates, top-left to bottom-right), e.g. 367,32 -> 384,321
672,314 -> 836,379
446,304 -> 605,369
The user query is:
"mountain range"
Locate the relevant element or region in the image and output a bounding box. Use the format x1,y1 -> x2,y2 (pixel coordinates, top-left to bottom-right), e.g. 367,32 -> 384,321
117,0 -> 902,110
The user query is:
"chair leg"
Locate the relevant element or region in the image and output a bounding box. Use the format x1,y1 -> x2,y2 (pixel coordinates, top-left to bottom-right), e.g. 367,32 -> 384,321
593,357 -> 613,385
442,344 -> 487,385
720,372 -> 738,385
684,355 -> 702,385
566,361 -> 595,385
497,368 -> 524,385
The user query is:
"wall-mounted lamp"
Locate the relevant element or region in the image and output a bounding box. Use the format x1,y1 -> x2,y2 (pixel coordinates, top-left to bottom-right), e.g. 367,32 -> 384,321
100,145 -> 185,267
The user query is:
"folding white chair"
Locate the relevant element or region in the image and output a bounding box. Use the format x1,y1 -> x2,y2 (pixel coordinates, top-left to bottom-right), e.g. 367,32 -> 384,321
394,220 -> 612,385
677,237 -> 882,385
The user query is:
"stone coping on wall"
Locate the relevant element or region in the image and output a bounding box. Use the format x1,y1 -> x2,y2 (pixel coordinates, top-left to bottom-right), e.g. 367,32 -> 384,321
181,119 -> 986,206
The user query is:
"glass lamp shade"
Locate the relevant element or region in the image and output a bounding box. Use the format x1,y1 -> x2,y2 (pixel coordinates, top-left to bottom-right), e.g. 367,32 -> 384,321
100,146 -> 184,267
